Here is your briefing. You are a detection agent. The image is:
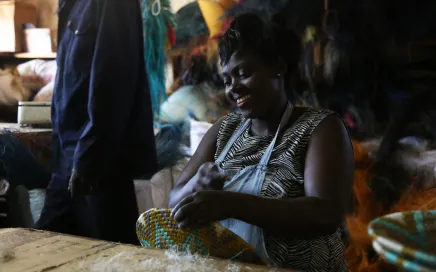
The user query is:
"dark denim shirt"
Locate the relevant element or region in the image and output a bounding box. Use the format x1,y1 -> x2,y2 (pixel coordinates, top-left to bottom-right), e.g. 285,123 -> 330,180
52,0 -> 157,181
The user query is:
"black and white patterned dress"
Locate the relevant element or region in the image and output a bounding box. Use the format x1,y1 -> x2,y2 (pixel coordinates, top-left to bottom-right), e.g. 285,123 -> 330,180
214,108 -> 348,271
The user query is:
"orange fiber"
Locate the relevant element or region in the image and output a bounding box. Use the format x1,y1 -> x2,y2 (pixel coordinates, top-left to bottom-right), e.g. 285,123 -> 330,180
352,140 -> 368,162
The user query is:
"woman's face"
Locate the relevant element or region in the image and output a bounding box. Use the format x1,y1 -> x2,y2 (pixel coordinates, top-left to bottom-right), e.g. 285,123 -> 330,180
221,51 -> 283,118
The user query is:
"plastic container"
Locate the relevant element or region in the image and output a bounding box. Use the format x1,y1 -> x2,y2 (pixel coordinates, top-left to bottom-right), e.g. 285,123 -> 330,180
24,28 -> 52,53
17,101 -> 51,125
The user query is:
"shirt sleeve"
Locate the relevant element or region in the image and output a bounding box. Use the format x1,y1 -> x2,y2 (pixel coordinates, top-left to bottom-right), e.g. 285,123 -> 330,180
73,0 -> 145,177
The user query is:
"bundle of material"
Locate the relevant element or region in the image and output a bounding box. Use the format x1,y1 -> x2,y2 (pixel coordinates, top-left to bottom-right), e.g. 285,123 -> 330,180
154,122 -> 187,173
0,66 -> 39,122
141,0 -> 176,122
346,139 -> 436,271
0,69 -> 32,108
173,2 -> 209,48
176,0 -> 236,77
16,59 -> 57,102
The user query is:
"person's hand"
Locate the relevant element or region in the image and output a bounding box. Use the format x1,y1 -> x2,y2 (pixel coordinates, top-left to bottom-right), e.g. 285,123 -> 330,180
192,162 -> 229,192
68,170 -> 98,198
171,190 -> 231,229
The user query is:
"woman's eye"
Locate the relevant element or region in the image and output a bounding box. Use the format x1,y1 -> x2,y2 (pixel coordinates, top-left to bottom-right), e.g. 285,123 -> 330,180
239,70 -> 250,78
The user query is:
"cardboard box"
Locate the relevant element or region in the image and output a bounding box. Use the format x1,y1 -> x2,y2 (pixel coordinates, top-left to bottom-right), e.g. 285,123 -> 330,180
0,1 -> 37,53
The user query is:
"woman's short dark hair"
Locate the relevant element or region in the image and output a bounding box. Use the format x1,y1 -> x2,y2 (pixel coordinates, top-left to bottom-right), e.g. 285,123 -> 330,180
218,13 -> 300,74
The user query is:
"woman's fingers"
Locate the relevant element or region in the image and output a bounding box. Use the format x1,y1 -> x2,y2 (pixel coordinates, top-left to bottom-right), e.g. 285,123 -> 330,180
171,194 -> 195,218
208,172 -> 229,189
173,201 -> 198,224
178,217 -> 208,229
198,162 -> 215,175
209,163 -> 219,172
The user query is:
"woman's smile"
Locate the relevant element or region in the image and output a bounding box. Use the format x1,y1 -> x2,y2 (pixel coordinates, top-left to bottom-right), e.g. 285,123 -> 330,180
236,94 -> 252,108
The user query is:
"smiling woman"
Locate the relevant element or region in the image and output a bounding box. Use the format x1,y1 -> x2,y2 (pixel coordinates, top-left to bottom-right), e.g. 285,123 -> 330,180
166,13 -> 354,271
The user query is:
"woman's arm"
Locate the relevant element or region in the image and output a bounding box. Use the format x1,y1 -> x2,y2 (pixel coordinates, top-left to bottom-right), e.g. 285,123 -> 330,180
168,118 -> 224,208
224,115 -> 354,239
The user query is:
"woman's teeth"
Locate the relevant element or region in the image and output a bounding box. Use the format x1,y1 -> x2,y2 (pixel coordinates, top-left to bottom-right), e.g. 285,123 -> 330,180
237,95 -> 251,104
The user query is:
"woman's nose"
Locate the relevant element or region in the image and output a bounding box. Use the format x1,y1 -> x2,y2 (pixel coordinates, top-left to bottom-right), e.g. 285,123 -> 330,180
230,78 -> 241,92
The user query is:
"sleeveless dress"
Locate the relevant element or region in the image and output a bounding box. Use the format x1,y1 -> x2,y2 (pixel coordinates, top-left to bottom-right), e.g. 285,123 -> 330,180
214,108 -> 348,271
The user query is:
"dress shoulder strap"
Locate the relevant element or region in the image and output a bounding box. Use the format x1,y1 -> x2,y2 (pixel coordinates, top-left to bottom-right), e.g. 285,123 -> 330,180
215,112 -> 245,160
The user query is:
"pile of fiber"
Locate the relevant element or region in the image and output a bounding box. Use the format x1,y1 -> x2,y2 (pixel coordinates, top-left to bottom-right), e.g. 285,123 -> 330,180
78,250 -> 243,272
0,69 -> 32,122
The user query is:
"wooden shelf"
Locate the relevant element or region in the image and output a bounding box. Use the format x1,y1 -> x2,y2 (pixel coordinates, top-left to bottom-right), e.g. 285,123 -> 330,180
14,52 -> 56,59
0,52 -> 56,69
0,52 -> 56,59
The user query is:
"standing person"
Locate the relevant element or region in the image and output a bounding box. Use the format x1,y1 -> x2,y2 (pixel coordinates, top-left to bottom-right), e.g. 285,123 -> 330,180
36,0 -> 157,245
168,14 -> 353,270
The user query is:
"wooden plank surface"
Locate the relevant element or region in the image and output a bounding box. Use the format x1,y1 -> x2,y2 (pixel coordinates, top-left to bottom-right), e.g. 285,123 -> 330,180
0,228 -> 294,272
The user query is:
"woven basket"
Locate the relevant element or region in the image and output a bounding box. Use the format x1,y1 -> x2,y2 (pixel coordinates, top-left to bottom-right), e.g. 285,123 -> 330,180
136,208 -> 267,265
368,210 -> 436,272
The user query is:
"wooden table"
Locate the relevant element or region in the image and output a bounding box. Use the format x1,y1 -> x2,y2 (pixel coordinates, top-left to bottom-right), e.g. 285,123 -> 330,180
0,123 -> 51,134
0,228 -> 294,272
0,122 -> 163,169
0,123 -> 52,168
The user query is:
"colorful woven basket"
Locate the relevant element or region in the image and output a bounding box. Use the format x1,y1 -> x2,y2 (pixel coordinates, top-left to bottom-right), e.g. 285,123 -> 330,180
368,210 -> 436,272
136,208 -> 267,265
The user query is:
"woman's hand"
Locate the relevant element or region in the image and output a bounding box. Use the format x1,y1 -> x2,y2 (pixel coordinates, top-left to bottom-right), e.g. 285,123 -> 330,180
192,162 -> 229,192
171,190 -> 231,228
168,118 -> 225,208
